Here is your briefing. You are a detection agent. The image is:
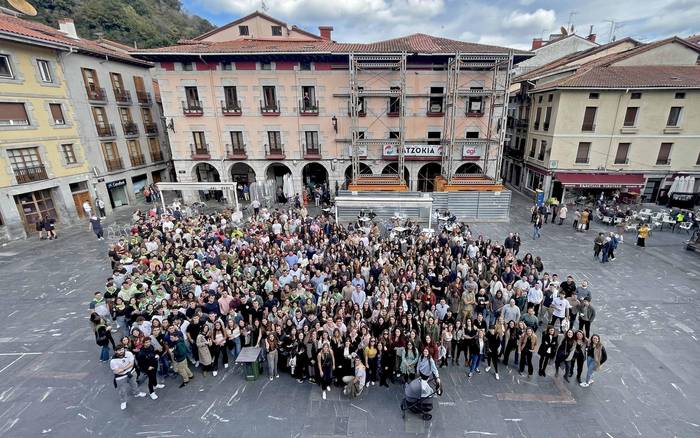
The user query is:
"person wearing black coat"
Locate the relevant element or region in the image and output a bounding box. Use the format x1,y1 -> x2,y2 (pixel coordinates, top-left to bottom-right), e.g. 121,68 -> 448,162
555,329 -> 575,381
485,326 -> 502,380
537,326 -> 558,377
136,338 -> 163,399
502,321 -> 523,366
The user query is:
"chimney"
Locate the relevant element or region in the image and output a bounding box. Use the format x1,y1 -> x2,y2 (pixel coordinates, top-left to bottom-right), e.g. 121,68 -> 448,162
531,38 -> 544,50
319,26 -> 333,41
587,33 -> 597,43
58,18 -> 79,39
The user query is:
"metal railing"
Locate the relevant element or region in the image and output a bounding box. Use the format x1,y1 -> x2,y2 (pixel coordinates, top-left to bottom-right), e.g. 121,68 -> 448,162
303,143 -> 321,158
221,100 -> 242,115
114,89 -> 132,104
96,123 -> 116,138
130,153 -> 145,166
299,99 -> 319,115
226,143 -> 247,158
122,121 -> 139,136
182,100 -> 203,115
144,122 -> 158,134
260,100 -> 280,115
190,143 -> 210,158
14,165 -> 48,184
265,143 -> 284,158
86,86 -> 107,102
105,157 -> 124,171
137,91 -> 152,105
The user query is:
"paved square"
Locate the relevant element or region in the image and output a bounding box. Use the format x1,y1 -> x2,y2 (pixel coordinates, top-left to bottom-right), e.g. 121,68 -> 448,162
0,193 -> 699,437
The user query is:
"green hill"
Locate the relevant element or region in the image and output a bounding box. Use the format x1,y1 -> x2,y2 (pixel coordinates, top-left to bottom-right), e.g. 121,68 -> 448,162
30,0 -> 214,48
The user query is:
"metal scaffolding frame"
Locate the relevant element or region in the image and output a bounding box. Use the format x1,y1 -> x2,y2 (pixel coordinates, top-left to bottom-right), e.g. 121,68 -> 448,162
349,53 -> 407,184
441,51 -> 514,184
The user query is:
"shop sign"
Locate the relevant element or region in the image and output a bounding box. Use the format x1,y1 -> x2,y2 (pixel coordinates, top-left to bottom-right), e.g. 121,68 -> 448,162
383,144 -> 442,157
106,179 -> 126,190
462,144 -> 484,157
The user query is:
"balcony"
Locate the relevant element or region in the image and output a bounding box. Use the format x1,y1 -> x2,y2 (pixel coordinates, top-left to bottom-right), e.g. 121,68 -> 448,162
86,86 -> 107,102
303,144 -> 322,159
182,100 -> 203,116
14,165 -> 48,184
505,146 -> 524,160
144,122 -> 158,135
226,144 -> 247,159
150,149 -> 163,162
130,153 -> 145,167
265,144 -> 285,159
105,157 -> 124,172
114,89 -> 132,104
190,144 -> 210,159
96,123 -> 116,138
122,121 -> 139,136
426,101 -> 444,117
221,100 -> 242,116
137,91 -> 152,105
260,100 -> 280,115
299,99 -> 319,116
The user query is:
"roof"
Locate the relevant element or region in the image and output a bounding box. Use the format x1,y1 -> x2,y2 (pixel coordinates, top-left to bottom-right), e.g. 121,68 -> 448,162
537,33 -> 598,50
687,34 -> 700,45
533,65 -> 700,91
135,32 -> 529,56
0,13 -> 152,67
555,172 -> 645,187
194,10 -> 321,41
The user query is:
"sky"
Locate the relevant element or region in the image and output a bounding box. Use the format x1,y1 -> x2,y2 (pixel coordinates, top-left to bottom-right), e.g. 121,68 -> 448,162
182,0 -> 699,49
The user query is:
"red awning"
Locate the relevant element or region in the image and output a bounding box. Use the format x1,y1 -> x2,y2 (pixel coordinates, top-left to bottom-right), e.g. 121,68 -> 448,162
555,172 -> 645,188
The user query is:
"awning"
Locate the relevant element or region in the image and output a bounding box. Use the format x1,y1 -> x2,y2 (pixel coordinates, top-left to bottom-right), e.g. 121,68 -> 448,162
554,172 -> 645,188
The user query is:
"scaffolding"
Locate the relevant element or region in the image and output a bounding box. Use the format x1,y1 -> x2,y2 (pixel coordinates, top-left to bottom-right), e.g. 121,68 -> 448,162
441,51 -> 513,187
349,53 -> 407,189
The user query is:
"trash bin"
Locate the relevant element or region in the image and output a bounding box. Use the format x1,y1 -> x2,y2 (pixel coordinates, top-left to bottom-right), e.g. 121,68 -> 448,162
246,360 -> 261,381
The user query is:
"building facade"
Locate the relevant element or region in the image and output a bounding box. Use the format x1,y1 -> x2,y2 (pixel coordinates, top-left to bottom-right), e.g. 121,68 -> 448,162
134,12 -> 528,196
503,37 -> 700,204
0,18 -> 91,240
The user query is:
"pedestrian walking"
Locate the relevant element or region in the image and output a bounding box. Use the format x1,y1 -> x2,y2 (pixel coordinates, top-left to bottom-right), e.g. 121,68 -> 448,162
558,204 -> 568,225
90,214 -> 104,240
532,214 -> 542,239
96,197 -> 107,218
110,344 -> 146,410
637,223 -> 650,247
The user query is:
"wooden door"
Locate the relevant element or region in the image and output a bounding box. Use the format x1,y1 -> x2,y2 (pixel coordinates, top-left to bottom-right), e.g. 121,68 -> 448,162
72,191 -> 92,218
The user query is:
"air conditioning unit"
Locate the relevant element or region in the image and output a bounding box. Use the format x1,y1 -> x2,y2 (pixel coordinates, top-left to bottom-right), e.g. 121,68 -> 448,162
549,160 -> 558,169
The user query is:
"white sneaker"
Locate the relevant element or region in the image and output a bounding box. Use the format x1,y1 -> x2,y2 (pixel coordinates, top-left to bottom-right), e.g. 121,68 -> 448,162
495,373 -> 500,380
485,366 -> 491,373
120,402 -> 127,410
270,376 -> 274,381
580,382 -> 589,387
322,391 -> 327,400
150,392 -> 158,400
212,371 -> 218,377
224,363 -> 229,369
365,383 -> 370,388
194,361 -> 199,367
135,392 -> 147,398
275,374 -> 279,379
155,384 -> 165,389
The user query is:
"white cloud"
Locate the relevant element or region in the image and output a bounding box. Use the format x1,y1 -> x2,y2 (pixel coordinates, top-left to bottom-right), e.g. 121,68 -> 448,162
503,9 -> 556,30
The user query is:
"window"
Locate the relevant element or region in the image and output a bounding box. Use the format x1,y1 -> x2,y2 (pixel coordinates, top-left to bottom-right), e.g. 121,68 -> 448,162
222,62 -> 233,71
428,86 -> 444,113
223,86 -> 238,108
468,87 -> 483,114
581,106 -> 597,131
301,85 -> 316,111
49,103 -> 65,125
92,106 -> 108,126
262,86 -> 277,109
148,137 -> 162,161
575,142 -> 591,164
527,171 -> 542,190
389,86 -> 401,114
182,62 -> 193,71
271,25 -> 282,36
61,143 -> 77,164
465,130 -> 479,139
37,59 -> 52,82
623,107 -> 638,127
141,107 -> 153,123
267,131 -> 282,149
389,131 -> 400,139
537,96 -> 543,103
630,92 -> 642,99
192,131 -> 206,149
239,25 -> 249,36
529,138 -> 536,158
8,147 -> 41,171
0,54 -> 13,78
675,92 -> 686,99
656,143 -> 672,165
543,107 -> 552,131
81,68 -> 99,91
119,107 -> 133,124
230,131 -> 244,149
127,140 -> 144,165
538,140 -> 547,161
548,94 -> 553,102
614,143 -> 630,164
667,107 -> 682,126
534,107 -> 541,130
305,131 -> 319,149
185,86 -> 200,105
0,102 -> 30,126
589,92 -> 599,99
260,62 -> 272,70
110,72 -> 125,94
300,61 -> 312,71
427,131 -> 441,145
102,142 -> 122,171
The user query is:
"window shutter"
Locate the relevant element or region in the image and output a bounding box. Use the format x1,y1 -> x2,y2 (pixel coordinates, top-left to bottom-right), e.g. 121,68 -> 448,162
623,107 -> 637,126
0,102 -> 29,121
615,143 -> 630,164
576,142 -> 590,163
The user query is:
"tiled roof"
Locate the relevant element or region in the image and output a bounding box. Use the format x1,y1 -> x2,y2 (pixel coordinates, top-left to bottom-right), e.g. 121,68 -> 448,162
193,10 -> 321,41
532,65 -> 700,90
0,13 -> 151,67
136,33 -> 528,56
687,35 -> 700,45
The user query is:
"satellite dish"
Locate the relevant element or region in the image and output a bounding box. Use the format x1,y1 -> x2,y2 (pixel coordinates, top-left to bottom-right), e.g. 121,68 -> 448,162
560,26 -> 568,36
7,0 -> 37,16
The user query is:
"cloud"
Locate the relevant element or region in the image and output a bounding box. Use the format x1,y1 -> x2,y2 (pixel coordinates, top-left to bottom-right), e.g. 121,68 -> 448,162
503,9 -> 556,30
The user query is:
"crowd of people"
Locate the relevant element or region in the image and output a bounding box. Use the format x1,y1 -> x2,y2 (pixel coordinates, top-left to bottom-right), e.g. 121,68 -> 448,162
88,202 -> 608,411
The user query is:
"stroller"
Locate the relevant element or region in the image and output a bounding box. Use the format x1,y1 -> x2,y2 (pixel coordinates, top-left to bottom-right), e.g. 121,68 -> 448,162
400,374 -> 442,421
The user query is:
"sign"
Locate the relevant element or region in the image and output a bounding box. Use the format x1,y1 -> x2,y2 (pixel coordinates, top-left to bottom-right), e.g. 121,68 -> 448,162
462,144 -> 484,158
106,179 -> 126,190
535,189 -> 544,206
347,145 -> 368,156
572,183 -> 636,188
383,144 -> 442,157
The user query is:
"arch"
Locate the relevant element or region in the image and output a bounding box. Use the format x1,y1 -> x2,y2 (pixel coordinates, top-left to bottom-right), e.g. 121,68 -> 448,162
230,162 -> 256,186
302,162 -> 329,189
344,163 -> 373,182
417,162 -> 442,192
192,162 -> 221,182
381,163 -> 410,186
455,163 -> 483,174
